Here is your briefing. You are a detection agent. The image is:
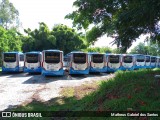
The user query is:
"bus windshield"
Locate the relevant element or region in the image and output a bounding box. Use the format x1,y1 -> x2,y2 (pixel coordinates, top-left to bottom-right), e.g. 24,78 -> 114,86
136,55 -> 145,62
145,56 -> 150,62
92,54 -> 103,63
26,54 -> 39,63
109,55 -> 120,63
73,53 -> 86,64
124,56 -> 132,63
151,57 -> 156,62
45,52 -> 60,63
4,53 -> 16,62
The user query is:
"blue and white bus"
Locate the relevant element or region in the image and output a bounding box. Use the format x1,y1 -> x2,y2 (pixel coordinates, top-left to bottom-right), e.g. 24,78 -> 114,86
121,54 -> 135,71
133,54 -> 145,69
106,54 -> 123,72
24,51 -> 42,73
150,56 -> 157,68
41,50 -> 64,76
145,55 -> 151,69
2,52 -> 24,72
66,51 -> 89,75
88,52 -> 106,73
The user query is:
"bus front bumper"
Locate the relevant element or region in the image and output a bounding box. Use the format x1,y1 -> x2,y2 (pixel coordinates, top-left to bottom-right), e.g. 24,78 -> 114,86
150,66 -> 156,69
122,66 -> 135,71
89,67 -> 107,73
42,68 -> 64,76
69,67 -> 89,75
134,65 -> 145,70
24,67 -> 42,73
107,66 -> 123,72
2,66 -> 21,72
145,66 -> 152,69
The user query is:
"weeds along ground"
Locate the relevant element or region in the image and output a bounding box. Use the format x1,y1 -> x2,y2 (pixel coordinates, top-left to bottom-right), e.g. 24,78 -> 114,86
11,69 -> 160,120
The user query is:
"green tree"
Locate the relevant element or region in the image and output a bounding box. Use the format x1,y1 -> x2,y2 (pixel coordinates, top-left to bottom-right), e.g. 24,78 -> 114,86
130,43 -> 148,54
0,0 -> 19,29
51,24 -> 86,55
112,47 -> 125,54
22,22 -> 56,52
129,42 -> 160,56
147,44 -> 159,56
0,26 -> 22,66
6,28 -> 22,51
0,26 -> 8,53
0,26 -> 21,53
82,47 -> 112,53
21,36 -> 35,52
66,0 -> 160,52
147,42 -> 160,56
22,23 -> 86,55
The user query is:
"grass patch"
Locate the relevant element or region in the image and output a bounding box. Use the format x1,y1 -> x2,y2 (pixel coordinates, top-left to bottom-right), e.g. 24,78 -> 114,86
10,69 -> 160,120
61,82 -> 99,100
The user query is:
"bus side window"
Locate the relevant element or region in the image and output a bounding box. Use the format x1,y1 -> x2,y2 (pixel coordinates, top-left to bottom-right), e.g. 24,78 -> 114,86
20,55 -> 24,61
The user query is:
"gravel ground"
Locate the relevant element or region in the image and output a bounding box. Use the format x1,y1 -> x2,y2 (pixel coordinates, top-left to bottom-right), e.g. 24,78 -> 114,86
0,72 -> 114,111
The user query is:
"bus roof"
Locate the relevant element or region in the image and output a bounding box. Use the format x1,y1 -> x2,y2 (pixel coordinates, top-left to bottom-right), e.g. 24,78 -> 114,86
150,56 -> 157,58
88,52 -> 99,54
106,54 -> 122,56
25,51 -> 42,54
70,51 -> 87,54
131,54 -> 144,56
122,54 -> 134,56
88,52 -> 105,55
3,51 -> 23,54
42,49 -> 62,52
145,55 -> 151,57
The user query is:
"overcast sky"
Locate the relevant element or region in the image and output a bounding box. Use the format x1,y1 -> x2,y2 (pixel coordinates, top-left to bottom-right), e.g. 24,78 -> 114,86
10,0 -> 74,30
9,0 -> 145,52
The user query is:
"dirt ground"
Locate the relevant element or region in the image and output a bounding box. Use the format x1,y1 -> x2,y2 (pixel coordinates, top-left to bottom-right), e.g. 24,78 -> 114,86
0,72 -> 114,111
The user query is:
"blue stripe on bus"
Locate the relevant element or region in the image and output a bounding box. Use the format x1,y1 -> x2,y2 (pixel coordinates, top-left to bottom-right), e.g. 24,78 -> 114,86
145,66 -> 152,69
121,66 -> 135,71
89,67 -> 107,73
107,66 -> 124,72
69,67 -> 89,75
42,68 -> 64,76
2,66 -> 23,72
24,67 -> 42,73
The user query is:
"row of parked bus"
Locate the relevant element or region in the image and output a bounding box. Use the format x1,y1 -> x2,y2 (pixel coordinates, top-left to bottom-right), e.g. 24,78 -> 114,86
1,50 -> 160,76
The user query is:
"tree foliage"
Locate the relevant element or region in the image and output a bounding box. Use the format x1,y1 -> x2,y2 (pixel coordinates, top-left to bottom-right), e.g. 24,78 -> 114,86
51,24 -> 86,55
22,23 -> 56,52
22,23 -> 86,55
130,42 -> 160,56
66,0 -> 160,52
82,47 -> 112,53
0,0 -> 19,29
0,26 -> 22,65
130,43 -> 149,55
0,26 -> 21,53
112,48 -> 125,54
